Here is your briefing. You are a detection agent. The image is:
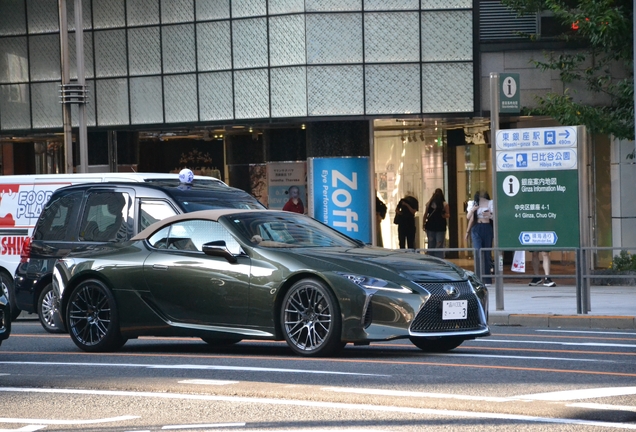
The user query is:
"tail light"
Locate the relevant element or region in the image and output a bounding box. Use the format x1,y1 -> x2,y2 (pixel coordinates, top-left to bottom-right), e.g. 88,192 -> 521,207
19,237 -> 31,264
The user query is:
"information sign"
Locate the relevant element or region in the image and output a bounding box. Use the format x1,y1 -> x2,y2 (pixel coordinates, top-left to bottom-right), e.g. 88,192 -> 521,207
499,73 -> 520,114
495,125 -> 580,249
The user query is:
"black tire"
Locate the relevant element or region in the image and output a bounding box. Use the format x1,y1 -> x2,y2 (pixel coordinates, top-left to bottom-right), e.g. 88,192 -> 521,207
37,284 -> 64,334
1,272 -> 21,321
281,279 -> 342,357
409,336 -> 464,352
66,279 -> 127,352
201,337 -> 242,346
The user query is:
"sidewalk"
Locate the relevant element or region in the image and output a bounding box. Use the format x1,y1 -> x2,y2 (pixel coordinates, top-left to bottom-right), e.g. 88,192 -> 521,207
488,284 -> 636,329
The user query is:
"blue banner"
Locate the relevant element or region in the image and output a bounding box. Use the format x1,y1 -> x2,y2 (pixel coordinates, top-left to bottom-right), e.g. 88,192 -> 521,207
309,157 -> 371,243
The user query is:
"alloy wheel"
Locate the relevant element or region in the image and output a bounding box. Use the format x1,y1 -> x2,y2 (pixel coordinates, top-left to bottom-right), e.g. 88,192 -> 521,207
282,279 -> 341,356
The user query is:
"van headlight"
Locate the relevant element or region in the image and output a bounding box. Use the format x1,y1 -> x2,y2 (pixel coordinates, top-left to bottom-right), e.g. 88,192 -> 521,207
335,273 -> 412,293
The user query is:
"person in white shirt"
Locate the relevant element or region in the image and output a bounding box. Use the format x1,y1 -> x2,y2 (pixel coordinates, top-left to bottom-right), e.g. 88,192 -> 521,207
465,191 -> 494,284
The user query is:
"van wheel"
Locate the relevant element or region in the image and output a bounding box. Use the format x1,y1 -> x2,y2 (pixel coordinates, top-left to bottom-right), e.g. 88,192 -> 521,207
38,284 -> 64,334
67,279 -> 127,352
1,273 -> 21,321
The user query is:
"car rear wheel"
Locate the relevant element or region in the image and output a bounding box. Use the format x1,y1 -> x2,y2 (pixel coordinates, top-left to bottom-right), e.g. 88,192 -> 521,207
409,336 -> 464,352
201,337 -> 242,346
281,279 -> 342,357
1,272 -> 21,321
38,284 -> 64,334
67,279 -> 127,352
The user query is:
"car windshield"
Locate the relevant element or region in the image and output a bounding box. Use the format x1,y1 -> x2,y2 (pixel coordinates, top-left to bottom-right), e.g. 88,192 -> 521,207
225,212 -> 360,248
179,199 -> 264,211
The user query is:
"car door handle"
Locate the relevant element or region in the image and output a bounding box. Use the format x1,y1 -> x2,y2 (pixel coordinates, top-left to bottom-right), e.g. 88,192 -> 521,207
152,264 -> 168,270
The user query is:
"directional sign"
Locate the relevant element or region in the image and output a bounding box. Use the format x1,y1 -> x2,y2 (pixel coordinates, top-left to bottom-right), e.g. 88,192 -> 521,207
496,149 -> 578,171
496,126 -> 577,151
519,231 -> 559,246
495,125 -> 581,249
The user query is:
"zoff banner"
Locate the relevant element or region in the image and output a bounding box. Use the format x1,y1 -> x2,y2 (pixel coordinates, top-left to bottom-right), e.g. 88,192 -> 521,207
308,157 -> 371,243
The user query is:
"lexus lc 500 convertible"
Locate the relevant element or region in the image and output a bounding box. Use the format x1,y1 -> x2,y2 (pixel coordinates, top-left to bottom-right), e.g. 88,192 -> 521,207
52,209 -> 489,356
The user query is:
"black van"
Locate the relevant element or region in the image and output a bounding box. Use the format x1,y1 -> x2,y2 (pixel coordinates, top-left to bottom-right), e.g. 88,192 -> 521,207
14,180 -> 264,332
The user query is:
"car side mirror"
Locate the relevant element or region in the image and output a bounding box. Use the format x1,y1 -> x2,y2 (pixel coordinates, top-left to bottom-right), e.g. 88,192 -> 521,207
202,240 -> 238,263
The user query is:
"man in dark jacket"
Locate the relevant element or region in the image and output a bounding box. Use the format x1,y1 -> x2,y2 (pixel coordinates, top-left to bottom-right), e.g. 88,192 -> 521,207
394,195 -> 419,249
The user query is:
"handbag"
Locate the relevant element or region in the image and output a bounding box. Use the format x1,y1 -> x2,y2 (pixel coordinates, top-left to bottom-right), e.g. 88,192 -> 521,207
511,250 -> 526,273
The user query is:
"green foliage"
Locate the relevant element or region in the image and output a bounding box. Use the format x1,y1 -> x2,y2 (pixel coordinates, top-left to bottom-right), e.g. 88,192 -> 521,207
502,0 -> 635,146
611,250 -> 636,271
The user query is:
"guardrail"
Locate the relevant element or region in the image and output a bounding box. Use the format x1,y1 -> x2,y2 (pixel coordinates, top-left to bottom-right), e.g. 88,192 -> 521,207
410,246 -> 636,315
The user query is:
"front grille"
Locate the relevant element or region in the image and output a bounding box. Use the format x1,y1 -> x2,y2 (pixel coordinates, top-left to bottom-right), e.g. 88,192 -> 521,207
410,281 -> 484,333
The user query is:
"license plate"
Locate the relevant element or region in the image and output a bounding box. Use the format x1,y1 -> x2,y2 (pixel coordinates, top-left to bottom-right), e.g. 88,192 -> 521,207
442,300 -> 467,320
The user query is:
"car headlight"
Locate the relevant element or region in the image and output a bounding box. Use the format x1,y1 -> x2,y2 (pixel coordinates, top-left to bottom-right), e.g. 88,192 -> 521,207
335,273 -> 412,293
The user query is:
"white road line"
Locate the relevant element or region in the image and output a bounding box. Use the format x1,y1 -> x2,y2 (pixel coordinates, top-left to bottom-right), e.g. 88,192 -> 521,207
323,386 -> 636,404
0,361 -> 387,377
0,426 -> 46,432
1,387 -> 635,430
178,379 -> 239,386
536,330 -> 636,336
429,352 -> 617,363
568,403 -> 636,412
480,339 -> 636,348
0,415 -> 139,425
162,423 -> 245,430
516,387 -> 636,401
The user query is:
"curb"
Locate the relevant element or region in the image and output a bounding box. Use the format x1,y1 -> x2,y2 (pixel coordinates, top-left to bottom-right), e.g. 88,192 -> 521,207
488,312 -> 636,330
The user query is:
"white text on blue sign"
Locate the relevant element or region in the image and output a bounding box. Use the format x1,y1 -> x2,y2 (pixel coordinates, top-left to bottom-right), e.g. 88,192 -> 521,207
496,127 -> 577,151
497,149 -> 578,171
519,231 -> 558,245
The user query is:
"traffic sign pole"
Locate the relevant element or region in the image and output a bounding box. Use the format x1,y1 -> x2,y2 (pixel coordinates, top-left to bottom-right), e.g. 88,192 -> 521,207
490,73 -> 503,311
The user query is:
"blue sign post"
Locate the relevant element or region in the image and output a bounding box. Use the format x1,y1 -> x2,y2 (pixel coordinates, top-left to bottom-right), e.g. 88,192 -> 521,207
307,157 -> 372,244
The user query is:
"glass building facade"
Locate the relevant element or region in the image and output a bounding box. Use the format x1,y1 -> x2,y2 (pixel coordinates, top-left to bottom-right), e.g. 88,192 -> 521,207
0,0 -> 475,132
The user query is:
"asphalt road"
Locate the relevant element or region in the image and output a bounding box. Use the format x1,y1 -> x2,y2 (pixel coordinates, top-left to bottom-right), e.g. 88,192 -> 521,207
0,319 -> 635,431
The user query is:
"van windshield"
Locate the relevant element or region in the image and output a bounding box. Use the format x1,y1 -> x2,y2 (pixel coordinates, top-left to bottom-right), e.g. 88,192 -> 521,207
178,199 -> 265,211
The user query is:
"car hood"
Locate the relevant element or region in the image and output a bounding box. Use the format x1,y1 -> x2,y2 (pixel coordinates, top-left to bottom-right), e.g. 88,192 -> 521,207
279,246 -> 467,283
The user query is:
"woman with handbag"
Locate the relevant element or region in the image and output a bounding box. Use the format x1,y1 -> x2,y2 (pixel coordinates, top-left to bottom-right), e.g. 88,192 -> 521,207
423,188 -> 449,258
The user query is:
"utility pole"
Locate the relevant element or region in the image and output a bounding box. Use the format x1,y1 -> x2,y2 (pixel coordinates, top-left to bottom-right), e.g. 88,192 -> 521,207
58,0 -> 73,173
74,0 -> 88,173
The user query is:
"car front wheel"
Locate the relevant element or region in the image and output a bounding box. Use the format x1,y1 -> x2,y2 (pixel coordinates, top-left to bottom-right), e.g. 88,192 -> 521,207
66,279 -> 126,352
37,284 -> 64,334
409,336 -> 464,352
281,279 -> 342,357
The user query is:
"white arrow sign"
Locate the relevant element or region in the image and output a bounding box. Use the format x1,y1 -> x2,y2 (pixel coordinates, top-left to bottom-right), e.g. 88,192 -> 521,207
497,149 -> 578,171
496,126 -> 577,151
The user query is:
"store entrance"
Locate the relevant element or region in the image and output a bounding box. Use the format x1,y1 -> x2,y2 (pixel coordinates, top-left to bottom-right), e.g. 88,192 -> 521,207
373,118 -> 490,255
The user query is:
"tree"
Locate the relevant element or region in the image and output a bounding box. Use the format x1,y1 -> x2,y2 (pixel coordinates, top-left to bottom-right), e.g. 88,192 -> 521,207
502,0 -> 634,157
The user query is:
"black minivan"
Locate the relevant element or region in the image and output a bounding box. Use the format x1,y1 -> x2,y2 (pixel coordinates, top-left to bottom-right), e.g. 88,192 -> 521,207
14,180 -> 264,332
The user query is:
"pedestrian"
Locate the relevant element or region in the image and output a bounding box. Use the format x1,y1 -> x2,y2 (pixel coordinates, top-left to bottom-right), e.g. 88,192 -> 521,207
394,194 -> 419,249
423,188 -> 449,258
529,251 -> 556,287
282,185 -> 304,214
465,191 -> 494,284
375,195 -> 387,247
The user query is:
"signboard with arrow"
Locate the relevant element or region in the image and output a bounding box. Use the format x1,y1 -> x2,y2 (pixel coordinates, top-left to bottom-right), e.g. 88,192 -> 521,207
495,126 -> 580,248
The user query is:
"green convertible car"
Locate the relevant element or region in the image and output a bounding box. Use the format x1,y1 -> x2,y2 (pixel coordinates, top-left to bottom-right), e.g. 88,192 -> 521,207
52,209 -> 490,356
